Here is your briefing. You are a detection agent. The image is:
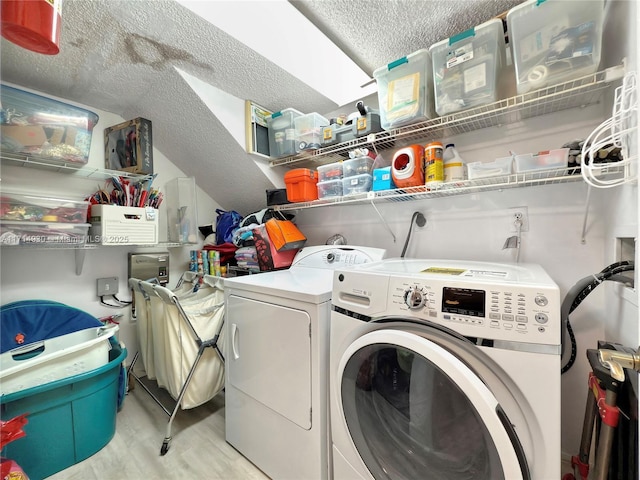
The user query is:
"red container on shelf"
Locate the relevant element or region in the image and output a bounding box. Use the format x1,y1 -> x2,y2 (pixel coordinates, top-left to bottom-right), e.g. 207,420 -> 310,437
284,168 -> 318,202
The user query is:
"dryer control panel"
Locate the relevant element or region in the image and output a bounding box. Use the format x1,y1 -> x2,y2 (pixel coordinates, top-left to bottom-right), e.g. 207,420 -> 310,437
333,258 -> 560,346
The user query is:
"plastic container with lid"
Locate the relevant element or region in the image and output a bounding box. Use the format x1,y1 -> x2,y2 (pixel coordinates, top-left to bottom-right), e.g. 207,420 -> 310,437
317,162 -> 344,182
467,157 -> 513,180
0,192 -> 89,223
342,174 -> 373,196
429,18 -> 507,116
0,84 -> 99,165
267,108 -> 303,158
343,156 -> 374,178
507,0 -> 605,94
317,179 -> 343,199
295,112 -> 329,153
392,145 -> 425,188
373,49 -> 435,130
424,141 -> 444,185
284,168 -> 318,202
443,144 -> 466,182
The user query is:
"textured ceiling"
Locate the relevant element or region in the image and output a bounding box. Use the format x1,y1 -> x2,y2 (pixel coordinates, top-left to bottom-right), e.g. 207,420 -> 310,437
0,0 -> 522,215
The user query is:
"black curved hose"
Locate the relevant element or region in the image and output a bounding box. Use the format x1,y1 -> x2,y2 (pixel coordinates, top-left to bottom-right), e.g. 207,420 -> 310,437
400,212 -> 426,258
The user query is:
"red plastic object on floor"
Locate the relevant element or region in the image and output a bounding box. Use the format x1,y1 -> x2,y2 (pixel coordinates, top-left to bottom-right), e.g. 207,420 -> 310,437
0,414 -> 30,480
1,0 -> 62,54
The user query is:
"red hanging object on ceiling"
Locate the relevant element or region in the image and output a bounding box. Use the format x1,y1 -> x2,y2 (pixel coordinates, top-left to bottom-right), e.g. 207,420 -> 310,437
1,0 -> 62,55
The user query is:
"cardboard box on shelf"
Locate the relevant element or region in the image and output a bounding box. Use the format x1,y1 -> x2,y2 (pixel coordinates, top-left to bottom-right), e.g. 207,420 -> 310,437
104,117 -> 153,175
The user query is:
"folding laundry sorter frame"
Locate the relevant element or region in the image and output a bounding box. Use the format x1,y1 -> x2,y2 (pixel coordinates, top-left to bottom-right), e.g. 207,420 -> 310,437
128,272 -> 225,455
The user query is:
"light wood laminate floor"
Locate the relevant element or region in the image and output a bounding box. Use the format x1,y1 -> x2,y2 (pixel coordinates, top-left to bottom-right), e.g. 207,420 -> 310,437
47,379 -> 269,480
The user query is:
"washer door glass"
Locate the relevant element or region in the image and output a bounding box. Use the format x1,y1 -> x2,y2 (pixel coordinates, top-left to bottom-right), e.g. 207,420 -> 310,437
339,329 -> 524,480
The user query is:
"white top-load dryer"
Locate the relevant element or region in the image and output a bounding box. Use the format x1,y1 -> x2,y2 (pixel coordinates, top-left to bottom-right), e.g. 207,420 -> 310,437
223,245 -> 386,480
330,258 -> 561,480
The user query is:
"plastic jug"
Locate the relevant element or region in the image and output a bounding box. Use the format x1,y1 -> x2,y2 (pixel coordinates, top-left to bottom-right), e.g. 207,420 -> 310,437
443,144 -> 466,182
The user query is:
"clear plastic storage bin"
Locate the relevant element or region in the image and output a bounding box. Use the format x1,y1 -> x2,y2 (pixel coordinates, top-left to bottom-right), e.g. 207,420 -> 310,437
0,222 -> 90,245
0,84 -> 99,165
467,157 -> 513,180
342,174 -> 373,195
343,156 -> 374,178
165,177 -> 198,244
0,192 -> 89,223
317,162 -> 344,182
295,112 -> 329,153
514,148 -> 569,173
507,0 -> 605,94
430,18 -> 506,116
317,179 -> 343,199
373,49 -> 434,130
267,108 -> 303,158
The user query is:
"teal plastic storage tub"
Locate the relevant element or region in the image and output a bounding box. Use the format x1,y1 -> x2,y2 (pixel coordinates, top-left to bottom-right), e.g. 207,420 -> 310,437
0,340 -> 126,480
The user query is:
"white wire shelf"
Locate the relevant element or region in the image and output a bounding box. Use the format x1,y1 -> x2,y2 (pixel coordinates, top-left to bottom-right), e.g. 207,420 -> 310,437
269,65 -> 626,169
0,152 -> 153,182
272,164 -> 626,211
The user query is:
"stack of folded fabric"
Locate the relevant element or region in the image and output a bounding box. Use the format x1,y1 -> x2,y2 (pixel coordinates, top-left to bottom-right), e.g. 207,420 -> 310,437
235,246 -> 259,271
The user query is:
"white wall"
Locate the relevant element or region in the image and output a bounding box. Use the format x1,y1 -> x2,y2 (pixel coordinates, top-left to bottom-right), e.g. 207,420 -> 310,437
0,87 -> 223,364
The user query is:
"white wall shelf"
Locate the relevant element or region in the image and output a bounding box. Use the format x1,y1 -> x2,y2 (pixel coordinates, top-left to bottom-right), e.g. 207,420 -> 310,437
269,65 -> 626,169
272,165 -> 627,211
0,152 -> 153,182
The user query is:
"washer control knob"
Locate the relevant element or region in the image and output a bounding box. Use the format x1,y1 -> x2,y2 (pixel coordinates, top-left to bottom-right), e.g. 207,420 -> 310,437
404,286 -> 426,310
326,253 -> 335,263
534,295 -> 548,307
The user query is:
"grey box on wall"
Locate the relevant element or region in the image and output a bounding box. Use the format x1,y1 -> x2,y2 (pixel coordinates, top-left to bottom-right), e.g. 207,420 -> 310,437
104,117 -> 153,175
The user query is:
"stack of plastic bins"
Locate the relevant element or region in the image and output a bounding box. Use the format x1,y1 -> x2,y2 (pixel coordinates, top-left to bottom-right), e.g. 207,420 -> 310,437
267,108 -> 303,158
342,156 -> 374,195
507,0 -> 605,94
430,18 -> 507,116
373,49 -> 435,130
317,162 -> 344,200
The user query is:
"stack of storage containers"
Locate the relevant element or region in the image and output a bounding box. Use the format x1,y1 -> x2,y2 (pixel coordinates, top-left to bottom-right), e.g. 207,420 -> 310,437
317,162 -> 344,199
430,18 -> 507,116
373,49 -> 435,130
0,192 -> 90,245
507,0 -> 604,94
342,155 -> 374,195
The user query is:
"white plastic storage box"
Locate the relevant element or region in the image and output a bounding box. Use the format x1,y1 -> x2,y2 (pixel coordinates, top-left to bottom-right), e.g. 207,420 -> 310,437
430,18 -> 506,116
295,112 -> 329,153
343,156 -> 374,178
317,179 -> 343,199
373,49 -> 434,130
89,205 -> 158,245
0,192 -> 89,223
267,108 -> 303,158
514,148 -> 569,173
317,162 -> 344,183
467,156 -> 513,180
0,325 -> 118,396
0,221 -> 89,245
507,0 -> 605,94
343,174 -> 373,195
0,84 -> 99,165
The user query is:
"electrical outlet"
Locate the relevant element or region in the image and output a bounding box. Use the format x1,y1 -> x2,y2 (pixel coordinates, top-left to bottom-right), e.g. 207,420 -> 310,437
97,277 -> 119,297
508,206 -> 529,232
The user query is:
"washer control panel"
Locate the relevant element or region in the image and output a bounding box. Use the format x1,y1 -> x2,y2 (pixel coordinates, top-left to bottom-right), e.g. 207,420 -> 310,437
392,279 -> 558,343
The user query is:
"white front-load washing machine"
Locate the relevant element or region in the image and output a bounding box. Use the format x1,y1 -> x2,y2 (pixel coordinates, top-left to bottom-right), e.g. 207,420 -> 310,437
330,258 -> 561,480
223,245 -> 386,480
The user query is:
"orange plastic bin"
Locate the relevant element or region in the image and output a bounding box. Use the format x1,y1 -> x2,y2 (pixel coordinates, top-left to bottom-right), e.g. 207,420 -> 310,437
284,169 -> 318,202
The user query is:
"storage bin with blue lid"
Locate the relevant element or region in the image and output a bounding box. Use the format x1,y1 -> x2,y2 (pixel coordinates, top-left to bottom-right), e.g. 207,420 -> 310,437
373,49 -> 435,130
507,0 -> 605,94
429,18 -> 507,116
